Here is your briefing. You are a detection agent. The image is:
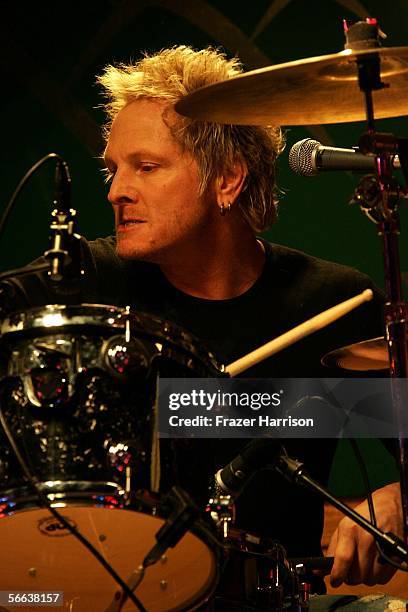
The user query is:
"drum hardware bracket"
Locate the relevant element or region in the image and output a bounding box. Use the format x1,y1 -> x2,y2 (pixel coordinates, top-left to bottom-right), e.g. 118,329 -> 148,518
102,334 -> 151,380
43,207 -> 83,288
263,543 -> 312,611
142,485 -> 200,568
206,493 -> 235,539
105,565 -> 146,612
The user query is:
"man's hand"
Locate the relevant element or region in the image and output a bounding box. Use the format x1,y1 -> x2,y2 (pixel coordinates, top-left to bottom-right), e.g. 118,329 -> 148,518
327,482 -> 403,587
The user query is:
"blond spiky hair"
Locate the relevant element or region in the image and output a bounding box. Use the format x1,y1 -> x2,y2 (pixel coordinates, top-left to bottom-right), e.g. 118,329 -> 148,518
98,46 -> 284,232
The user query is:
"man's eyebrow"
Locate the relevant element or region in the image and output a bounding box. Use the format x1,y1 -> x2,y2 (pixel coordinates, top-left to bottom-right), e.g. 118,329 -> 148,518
128,151 -> 168,162
103,151 -> 168,167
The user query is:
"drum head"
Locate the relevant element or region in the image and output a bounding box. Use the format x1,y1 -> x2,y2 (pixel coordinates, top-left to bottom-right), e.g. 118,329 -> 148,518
0,505 -> 217,611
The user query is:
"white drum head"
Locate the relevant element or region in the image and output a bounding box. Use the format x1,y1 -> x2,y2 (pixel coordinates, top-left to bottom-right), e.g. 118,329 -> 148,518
0,506 -> 217,611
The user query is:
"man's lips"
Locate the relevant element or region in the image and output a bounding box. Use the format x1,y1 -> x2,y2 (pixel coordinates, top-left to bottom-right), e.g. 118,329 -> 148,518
117,219 -> 146,232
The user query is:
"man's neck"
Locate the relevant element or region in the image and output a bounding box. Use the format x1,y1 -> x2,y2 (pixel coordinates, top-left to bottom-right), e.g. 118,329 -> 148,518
159,227 -> 266,300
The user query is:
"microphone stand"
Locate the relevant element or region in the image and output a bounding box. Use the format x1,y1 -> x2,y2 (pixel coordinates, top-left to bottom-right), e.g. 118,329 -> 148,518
43,159 -> 83,302
276,453 -> 408,565
0,158 -> 83,317
0,154 -> 85,316
345,19 -> 408,546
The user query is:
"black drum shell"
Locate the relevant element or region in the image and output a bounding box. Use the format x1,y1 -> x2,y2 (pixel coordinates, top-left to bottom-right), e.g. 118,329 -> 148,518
0,304 -> 223,505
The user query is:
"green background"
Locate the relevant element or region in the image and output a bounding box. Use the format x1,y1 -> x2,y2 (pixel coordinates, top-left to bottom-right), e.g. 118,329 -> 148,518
1,0 -> 407,496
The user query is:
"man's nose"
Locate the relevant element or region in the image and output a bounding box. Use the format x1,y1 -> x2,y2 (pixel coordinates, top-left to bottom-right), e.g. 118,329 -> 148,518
107,172 -> 138,206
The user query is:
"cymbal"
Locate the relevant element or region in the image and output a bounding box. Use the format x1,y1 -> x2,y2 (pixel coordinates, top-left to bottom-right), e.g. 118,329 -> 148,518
322,337 -> 389,371
175,47 -> 408,126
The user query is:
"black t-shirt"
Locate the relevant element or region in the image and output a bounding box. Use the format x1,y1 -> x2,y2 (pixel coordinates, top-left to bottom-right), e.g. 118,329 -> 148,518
8,236 -> 385,557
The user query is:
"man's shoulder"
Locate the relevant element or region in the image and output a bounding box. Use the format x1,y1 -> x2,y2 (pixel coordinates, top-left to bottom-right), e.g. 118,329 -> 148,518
86,235 -> 120,264
260,240 -> 384,351
262,240 -> 378,292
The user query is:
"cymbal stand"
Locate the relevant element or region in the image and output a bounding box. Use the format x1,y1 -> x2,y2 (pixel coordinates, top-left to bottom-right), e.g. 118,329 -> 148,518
346,19 -> 408,544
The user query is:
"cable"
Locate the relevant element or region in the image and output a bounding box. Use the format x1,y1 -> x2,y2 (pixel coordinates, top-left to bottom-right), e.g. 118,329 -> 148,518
349,438 -> 408,572
349,438 -> 377,527
0,153 -> 62,241
0,403 -> 147,610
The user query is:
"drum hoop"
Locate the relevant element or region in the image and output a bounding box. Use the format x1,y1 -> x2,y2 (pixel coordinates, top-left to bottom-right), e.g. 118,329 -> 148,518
0,304 -> 223,374
0,483 -> 222,548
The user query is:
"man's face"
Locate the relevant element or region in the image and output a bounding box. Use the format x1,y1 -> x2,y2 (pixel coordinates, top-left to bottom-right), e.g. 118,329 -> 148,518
104,99 -> 217,262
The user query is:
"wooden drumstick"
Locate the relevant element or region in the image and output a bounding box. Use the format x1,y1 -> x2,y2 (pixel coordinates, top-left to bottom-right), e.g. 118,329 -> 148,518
225,289 -> 373,377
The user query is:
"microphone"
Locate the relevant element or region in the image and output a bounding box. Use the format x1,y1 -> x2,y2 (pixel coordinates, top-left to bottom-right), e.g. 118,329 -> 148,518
54,159 -> 71,211
215,438 -> 283,497
289,138 -> 401,176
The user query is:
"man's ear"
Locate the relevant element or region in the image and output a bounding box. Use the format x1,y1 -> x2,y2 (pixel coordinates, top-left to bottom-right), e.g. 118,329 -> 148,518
215,159 -> 247,208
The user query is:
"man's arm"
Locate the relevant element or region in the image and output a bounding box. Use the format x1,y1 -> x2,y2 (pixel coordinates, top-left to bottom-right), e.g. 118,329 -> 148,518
327,481 -> 403,586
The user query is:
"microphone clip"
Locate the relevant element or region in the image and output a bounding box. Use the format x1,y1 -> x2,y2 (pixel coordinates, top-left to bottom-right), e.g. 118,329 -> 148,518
206,492 -> 235,539
43,157 -> 83,293
44,207 -> 82,284
142,486 -> 200,568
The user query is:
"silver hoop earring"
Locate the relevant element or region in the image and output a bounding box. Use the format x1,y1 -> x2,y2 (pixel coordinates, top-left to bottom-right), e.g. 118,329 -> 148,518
219,202 -> 231,216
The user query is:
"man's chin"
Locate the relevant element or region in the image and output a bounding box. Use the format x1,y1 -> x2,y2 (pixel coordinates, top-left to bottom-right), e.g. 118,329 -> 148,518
116,247 -> 148,261
115,242 -> 160,263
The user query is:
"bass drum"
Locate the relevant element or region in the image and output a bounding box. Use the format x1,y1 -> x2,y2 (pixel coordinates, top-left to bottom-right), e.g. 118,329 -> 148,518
0,304 -> 222,611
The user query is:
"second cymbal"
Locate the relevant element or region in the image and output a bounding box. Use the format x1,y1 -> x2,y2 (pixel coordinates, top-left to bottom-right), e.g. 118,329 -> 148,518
322,337 -> 390,371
